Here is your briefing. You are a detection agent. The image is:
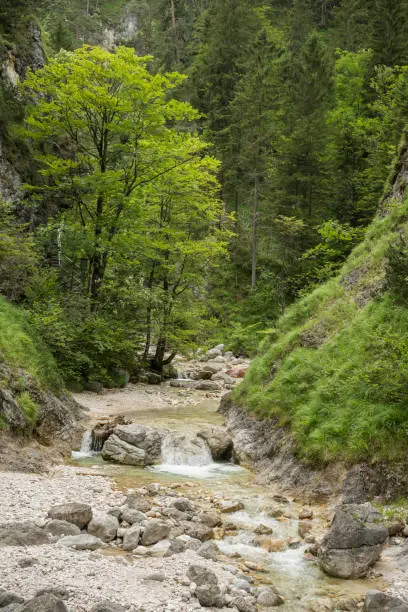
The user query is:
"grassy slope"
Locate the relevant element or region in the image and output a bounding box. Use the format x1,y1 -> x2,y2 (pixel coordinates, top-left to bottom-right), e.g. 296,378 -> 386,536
234,170 -> 408,466
0,295 -> 62,429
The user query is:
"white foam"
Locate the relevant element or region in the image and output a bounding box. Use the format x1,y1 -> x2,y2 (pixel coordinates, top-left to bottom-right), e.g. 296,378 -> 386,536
148,462 -> 244,479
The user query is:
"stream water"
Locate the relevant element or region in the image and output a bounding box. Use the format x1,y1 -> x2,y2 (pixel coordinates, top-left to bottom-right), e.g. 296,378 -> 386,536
71,388 -> 394,610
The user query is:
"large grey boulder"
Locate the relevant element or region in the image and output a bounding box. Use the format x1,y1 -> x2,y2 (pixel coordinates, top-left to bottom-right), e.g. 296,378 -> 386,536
124,493 -> 151,513
198,426 -> 233,460
102,424 -> 164,466
123,525 -> 142,551
318,503 -> 387,578
194,380 -> 221,392
256,586 -> 284,607
120,507 -> 146,525
58,534 -> 104,551
0,591 -> 24,607
87,514 -> 119,543
0,522 -> 49,546
44,520 -> 81,538
141,519 -> 170,546
364,591 -> 408,611
187,564 -> 224,608
20,593 -> 67,612
47,503 -> 92,529
230,595 -> 257,612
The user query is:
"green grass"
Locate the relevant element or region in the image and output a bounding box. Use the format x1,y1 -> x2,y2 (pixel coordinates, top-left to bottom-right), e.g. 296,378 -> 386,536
0,295 -> 62,391
18,391 -> 39,429
234,195 -> 408,465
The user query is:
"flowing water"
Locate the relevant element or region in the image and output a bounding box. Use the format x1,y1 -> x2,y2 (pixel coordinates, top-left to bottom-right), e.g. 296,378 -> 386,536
71,387 -> 394,610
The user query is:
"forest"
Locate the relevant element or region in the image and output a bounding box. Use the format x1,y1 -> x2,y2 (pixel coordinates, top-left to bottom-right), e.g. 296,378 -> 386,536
1,0 -> 408,396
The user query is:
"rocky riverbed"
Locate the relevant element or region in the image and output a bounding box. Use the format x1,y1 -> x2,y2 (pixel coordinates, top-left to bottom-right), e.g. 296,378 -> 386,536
1,348 -> 408,612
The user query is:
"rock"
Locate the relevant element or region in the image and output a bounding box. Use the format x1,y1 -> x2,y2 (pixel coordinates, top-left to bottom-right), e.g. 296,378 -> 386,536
298,520 -> 312,539
187,564 -> 224,608
307,598 -> 334,611
364,591 -> 408,611
0,522 -> 49,546
197,426 -> 233,461
180,521 -> 214,542
0,591 -> 24,607
299,508 -> 314,520
230,595 -> 257,612
195,369 -> 213,380
147,372 -> 162,385
219,500 -> 244,513
141,519 -> 170,546
44,520 -> 81,538
198,512 -> 222,528
120,507 -> 146,525
254,524 -> 273,535
89,604 -> 126,612
195,381 -> 221,392
403,525 -> 408,537
123,525 -> 142,551
198,541 -> 219,560
20,593 -> 67,612
125,493 -> 151,513
207,348 -> 223,359
170,379 -> 196,388
144,573 -> 166,582
318,503 -> 388,578
102,434 -> 145,465
169,497 -> 194,512
256,586 -> 284,607
387,521 -> 405,536
87,514 -> 119,543
102,423 -> 164,465
58,534 -> 104,551
47,503 -> 92,529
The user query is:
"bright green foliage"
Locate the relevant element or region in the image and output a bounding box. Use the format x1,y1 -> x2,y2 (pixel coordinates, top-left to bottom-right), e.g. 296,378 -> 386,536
235,195 -> 408,464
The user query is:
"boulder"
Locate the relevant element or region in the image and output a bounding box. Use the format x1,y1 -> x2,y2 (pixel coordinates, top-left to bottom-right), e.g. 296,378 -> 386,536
141,519 -> 170,546
170,379 -> 196,389
0,591 -> 24,607
206,348 -> 223,359
256,586 -> 284,607
198,540 -> 219,560
123,525 -> 142,551
101,434 -> 145,465
87,514 -> 119,543
58,534 -> 104,551
318,503 -> 388,578
230,595 -> 257,612
44,520 -> 81,538
299,508 -> 314,520
169,497 -> 194,512
20,594 -> 67,612
187,564 -> 224,608
165,535 -> 201,556
218,500 -> 244,513
89,603 -> 126,612
120,507 -> 146,525
364,591 -> 408,611
194,381 -> 221,392
125,493 -> 151,513
198,512 -> 222,528
47,503 -> 92,529
180,521 -> 214,542
211,372 -> 236,385
0,522 -> 49,546
102,423 -> 164,466
197,426 -> 233,461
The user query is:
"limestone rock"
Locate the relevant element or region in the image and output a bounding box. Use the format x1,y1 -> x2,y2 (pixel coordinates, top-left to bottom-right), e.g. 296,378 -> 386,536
87,513 -> 119,543
0,590 -> 24,607
141,519 -> 170,546
120,507 -> 146,525
20,593 -> 67,612
47,503 -> 92,529
364,591 -> 408,611
125,493 -> 151,513
194,380 -> 221,392
219,500 -> 244,513
101,434 -> 145,466
89,603 -> 126,612
256,586 -> 284,607
187,564 -> 224,608
44,520 -> 81,538
197,540 -> 219,560
123,525 -> 142,551
318,503 -> 387,578
0,522 -> 48,547
58,534 -> 104,551
197,426 -> 233,460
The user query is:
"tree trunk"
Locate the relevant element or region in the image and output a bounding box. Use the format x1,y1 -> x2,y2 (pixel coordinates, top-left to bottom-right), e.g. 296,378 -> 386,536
170,0 -> 176,26
251,176 -> 258,288
143,264 -> 157,360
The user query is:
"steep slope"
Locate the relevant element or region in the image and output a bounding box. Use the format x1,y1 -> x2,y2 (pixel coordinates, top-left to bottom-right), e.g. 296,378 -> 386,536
0,296 -> 83,471
227,137 -> 408,496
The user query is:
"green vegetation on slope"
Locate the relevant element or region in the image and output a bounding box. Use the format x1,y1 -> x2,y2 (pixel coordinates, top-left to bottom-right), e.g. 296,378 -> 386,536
234,190 -> 408,465
0,295 -> 62,391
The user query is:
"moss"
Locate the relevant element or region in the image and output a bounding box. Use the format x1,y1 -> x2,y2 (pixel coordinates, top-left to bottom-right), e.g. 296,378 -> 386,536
235,195 -> 408,465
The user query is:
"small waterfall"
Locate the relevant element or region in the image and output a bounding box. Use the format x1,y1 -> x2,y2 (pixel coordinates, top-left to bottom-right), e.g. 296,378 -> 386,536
161,432 -> 213,466
72,430 -> 95,459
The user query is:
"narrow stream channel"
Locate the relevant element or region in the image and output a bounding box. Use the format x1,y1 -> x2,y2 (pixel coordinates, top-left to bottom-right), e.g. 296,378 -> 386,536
71,386 -> 395,610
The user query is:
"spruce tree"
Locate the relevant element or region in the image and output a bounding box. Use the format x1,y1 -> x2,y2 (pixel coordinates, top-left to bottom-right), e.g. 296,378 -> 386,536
370,0 -> 408,66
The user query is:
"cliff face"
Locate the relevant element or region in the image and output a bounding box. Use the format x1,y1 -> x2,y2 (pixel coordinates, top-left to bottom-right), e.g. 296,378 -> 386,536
226,138 -> 408,501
